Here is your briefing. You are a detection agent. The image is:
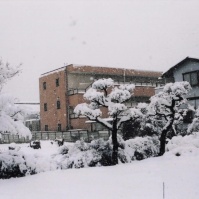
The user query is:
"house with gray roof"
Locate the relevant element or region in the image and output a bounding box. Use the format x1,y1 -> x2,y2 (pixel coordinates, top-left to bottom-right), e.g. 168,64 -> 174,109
163,57 -> 199,122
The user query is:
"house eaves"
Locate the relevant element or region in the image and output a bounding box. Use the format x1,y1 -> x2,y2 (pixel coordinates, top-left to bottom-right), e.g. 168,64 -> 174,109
162,57 -> 199,78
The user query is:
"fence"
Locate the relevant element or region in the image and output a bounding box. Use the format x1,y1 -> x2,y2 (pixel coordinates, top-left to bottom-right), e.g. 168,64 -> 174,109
31,130 -> 111,142
0,130 -> 111,144
0,134 -> 31,144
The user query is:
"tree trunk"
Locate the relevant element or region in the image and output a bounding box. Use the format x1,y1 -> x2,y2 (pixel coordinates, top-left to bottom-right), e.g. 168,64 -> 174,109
159,98 -> 178,156
158,119 -> 173,156
112,120 -> 118,165
158,129 -> 167,156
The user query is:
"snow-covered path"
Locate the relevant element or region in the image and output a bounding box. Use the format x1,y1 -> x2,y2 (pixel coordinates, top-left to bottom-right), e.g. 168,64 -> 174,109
0,154 -> 198,199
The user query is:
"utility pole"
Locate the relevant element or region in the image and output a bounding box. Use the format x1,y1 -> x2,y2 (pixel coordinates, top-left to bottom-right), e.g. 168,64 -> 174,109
123,68 -> 126,83
163,182 -> 165,199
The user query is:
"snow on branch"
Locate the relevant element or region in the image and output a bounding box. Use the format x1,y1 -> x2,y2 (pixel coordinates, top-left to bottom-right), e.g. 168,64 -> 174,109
163,81 -> 191,96
92,78 -> 114,90
74,103 -> 102,119
0,59 -> 21,91
117,107 -> 143,129
74,103 -> 112,129
0,59 -> 31,138
74,78 -> 136,132
148,81 -> 191,116
0,94 -> 32,138
83,88 -> 109,106
108,103 -> 127,116
109,87 -> 133,103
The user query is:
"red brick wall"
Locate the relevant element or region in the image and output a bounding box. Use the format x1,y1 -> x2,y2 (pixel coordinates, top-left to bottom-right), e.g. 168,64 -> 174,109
39,65 -> 162,132
68,94 -> 85,107
39,69 -> 68,131
134,86 -> 155,97
70,118 -> 91,130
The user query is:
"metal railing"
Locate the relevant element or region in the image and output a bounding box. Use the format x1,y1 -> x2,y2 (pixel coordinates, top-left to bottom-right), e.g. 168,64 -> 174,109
0,134 -> 31,144
31,130 -> 111,143
0,130 -> 123,144
68,89 -> 86,95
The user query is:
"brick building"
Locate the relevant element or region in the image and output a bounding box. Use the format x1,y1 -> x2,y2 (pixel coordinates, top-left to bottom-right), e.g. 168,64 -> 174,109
39,64 -> 163,132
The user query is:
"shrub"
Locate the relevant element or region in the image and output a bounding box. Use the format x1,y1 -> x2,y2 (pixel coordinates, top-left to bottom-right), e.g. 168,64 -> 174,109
58,145 -> 69,155
56,135 -> 160,169
165,132 -> 199,157
0,150 -> 29,179
0,146 -> 59,179
125,136 -> 160,160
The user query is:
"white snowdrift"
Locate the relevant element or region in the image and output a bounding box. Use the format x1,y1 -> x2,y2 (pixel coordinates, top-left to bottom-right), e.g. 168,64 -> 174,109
0,146 -> 199,199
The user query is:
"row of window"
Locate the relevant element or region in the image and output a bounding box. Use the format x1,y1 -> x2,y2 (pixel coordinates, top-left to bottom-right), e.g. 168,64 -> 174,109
43,78 -> 59,90
44,100 -> 61,111
44,124 -> 62,131
183,71 -> 199,87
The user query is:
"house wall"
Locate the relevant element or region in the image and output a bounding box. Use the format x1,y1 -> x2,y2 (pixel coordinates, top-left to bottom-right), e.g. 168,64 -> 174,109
173,60 -> 199,108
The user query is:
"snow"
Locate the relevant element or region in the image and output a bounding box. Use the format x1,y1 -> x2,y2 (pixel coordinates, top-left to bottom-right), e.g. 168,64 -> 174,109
0,61 -> 32,138
40,66 -> 66,77
92,78 -> 114,90
109,87 -> 132,103
0,134 -> 199,199
0,148 -> 198,199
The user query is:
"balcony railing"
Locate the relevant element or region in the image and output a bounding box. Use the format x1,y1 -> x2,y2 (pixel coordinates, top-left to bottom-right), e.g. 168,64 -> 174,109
68,89 -> 86,95
68,82 -> 164,96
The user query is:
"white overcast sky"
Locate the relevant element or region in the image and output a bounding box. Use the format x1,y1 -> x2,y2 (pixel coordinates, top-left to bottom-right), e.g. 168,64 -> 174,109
1,0 -> 199,102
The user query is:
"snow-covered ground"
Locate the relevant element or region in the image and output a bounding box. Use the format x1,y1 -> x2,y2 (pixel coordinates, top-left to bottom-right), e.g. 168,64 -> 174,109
0,139 -> 199,199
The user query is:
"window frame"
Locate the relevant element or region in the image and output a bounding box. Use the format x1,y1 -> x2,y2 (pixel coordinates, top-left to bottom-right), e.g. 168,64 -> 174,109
44,103 -> 47,111
56,78 -> 59,87
43,82 -> 46,90
183,70 -> 199,87
57,124 -> 61,132
57,100 -> 61,109
45,125 -> 48,131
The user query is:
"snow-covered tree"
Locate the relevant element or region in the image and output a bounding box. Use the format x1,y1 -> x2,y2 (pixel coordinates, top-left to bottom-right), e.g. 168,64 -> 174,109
187,108 -> 199,134
148,81 -> 191,156
74,78 -> 143,165
0,59 -> 32,139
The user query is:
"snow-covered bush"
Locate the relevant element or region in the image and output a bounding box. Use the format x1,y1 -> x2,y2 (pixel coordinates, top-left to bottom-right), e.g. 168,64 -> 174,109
187,108 -> 199,134
165,132 -> 199,157
58,145 -> 69,155
59,140 -> 101,169
55,135 -> 160,169
0,150 -> 32,179
0,142 -> 60,179
125,136 -> 160,160
8,142 -> 21,151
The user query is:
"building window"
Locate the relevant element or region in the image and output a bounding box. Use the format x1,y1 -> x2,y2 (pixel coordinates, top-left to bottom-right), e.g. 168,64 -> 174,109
44,103 -> 47,111
57,100 -> 61,109
56,78 -> 59,87
58,124 -> 61,132
183,110 -> 194,123
45,125 -> 48,131
183,71 -> 199,87
43,82 -> 46,90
